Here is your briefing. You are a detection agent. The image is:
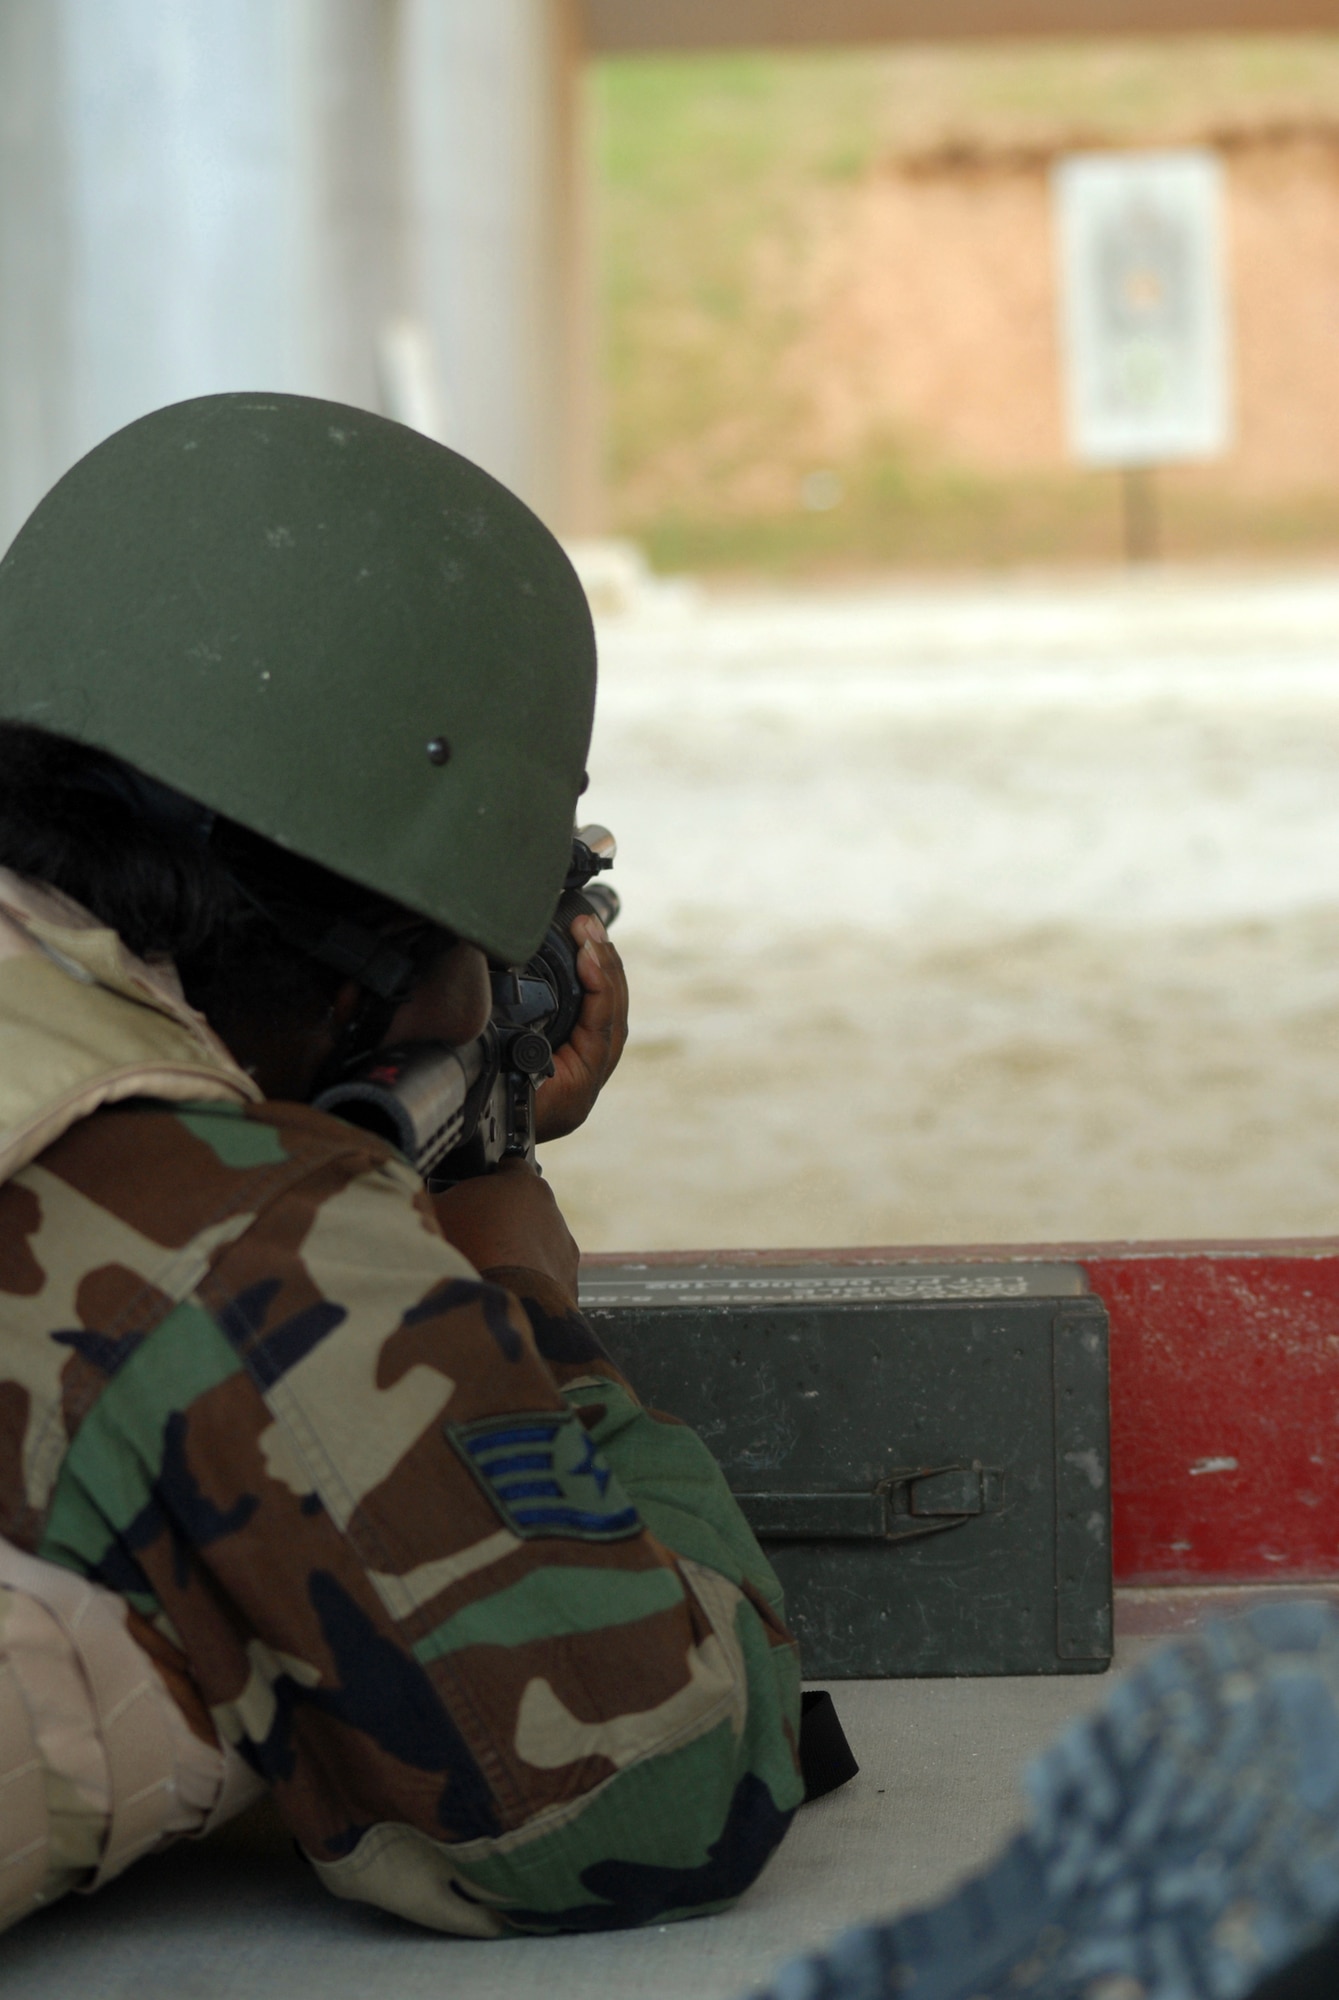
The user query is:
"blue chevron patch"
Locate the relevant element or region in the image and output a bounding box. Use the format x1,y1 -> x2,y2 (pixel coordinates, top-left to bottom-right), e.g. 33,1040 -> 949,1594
448,1410 -> 641,1541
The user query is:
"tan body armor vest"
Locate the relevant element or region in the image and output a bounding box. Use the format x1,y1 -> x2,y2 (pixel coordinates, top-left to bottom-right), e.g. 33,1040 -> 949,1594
0,871 -> 267,1927
0,1537 -> 264,1929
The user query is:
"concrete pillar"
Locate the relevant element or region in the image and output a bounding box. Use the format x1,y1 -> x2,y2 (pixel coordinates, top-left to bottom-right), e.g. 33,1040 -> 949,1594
0,0 -> 594,547
397,0 -> 598,530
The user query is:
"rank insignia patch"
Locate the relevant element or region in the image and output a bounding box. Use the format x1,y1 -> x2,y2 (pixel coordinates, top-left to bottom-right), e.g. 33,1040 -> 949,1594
448,1410 -> 641,1541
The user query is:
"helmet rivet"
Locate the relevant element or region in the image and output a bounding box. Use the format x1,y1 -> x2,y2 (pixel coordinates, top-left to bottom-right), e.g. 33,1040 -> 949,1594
426,736 -> 451,766
579,770 -> 590,795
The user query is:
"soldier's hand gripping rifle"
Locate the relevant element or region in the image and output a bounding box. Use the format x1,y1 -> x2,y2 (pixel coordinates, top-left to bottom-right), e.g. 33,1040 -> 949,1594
312,827 -> 618,1182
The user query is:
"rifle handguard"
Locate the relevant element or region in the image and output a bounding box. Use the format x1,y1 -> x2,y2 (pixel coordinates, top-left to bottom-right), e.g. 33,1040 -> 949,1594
313,1038 -> 488,1176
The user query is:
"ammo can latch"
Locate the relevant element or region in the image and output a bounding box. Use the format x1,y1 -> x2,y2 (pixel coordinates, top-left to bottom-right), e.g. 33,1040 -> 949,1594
737,1463 -> 1003,1544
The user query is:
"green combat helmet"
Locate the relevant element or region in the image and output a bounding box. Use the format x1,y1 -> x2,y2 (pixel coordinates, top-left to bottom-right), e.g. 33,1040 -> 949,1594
0,393 -> 596,965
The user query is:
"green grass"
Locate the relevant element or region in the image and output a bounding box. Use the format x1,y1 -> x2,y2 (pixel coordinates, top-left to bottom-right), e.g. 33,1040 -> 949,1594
593,37 -> 1339,577
641,459 -> 1339,581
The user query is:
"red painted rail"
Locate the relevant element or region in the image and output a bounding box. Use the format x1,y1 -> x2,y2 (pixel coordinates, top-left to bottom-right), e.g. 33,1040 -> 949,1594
584,1241 -> 1339,1585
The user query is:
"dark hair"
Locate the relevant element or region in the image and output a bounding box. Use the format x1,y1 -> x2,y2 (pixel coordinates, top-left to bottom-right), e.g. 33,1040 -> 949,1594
0,722 -> 379,1047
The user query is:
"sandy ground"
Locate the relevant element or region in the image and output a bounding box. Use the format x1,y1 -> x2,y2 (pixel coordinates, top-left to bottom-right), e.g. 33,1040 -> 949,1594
541,566 -> 1339,1254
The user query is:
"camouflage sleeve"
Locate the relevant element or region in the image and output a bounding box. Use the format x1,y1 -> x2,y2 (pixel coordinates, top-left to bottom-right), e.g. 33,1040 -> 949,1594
30,1103 -> 803,1935
485,1265 -> 792,1616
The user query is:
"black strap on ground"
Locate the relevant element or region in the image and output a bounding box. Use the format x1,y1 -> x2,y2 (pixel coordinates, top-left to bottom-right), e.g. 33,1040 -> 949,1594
798,1688 -> 859,1803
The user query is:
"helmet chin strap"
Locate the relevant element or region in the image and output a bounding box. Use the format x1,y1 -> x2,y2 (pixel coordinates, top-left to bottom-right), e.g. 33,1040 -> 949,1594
252,903 -> 421,1006
222,878 -> 433,1091
219,864 -> 455,1093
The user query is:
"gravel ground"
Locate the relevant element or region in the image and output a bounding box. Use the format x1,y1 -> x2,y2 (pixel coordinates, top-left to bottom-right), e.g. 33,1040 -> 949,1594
542,566 -> 1339,1253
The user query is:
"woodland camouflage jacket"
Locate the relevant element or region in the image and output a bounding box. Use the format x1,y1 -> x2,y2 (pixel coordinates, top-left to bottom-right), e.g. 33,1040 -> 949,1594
0,874 -> 803,1934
